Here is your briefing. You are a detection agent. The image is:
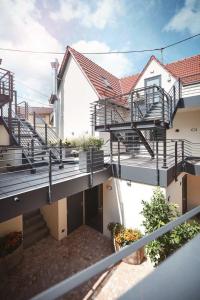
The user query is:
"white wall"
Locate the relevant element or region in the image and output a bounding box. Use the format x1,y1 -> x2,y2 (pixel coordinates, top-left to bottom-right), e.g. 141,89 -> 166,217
41,198 -> 67,240
0,125 -> 10,145
0,215 -> 22,237
187,175 -> 200,210
103,174 -> 187,237
182,83 -> 200,98
103,178 -> 166,237
167,109 -> 200,147
134,58 -> 176,92
58,56 -> 98,139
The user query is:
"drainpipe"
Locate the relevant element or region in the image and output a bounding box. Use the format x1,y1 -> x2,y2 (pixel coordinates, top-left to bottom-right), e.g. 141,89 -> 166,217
50,59 -> 59,136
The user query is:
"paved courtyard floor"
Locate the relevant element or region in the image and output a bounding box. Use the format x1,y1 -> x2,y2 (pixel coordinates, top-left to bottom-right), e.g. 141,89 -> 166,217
0,225 -> 153,300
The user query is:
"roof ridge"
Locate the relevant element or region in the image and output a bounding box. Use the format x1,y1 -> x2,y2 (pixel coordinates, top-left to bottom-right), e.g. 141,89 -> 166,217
165,53 -> 200,66
120,73 -> 140,80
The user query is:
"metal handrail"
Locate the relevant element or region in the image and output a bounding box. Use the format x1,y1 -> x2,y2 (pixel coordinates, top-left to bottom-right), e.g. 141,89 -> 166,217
32,205 -> 200,300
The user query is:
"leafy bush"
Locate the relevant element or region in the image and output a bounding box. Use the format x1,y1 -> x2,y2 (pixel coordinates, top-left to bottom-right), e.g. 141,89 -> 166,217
0,232 -> 22,257
107,222 -> 142,247
141,188 -> 200,266
64,136 -> 104,151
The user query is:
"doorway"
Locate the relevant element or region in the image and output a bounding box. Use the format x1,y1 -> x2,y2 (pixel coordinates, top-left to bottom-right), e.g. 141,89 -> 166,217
145,75 -> 161,103
85,185 -> 103,233
67,192 -> 83,234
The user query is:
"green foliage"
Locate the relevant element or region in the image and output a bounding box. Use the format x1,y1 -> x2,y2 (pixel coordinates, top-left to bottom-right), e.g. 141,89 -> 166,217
64,136 -> 104,151
141,188 -> 200,266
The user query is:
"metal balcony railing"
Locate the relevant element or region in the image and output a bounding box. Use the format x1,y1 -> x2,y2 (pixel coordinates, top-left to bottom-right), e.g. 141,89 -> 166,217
91,80 -> 182,130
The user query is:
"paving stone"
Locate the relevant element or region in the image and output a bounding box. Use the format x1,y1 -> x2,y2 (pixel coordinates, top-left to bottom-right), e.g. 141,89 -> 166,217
0,225 -> 154,300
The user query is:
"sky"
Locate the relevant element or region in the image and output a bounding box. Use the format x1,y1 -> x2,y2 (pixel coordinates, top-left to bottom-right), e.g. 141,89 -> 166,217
0,0 -> 199,106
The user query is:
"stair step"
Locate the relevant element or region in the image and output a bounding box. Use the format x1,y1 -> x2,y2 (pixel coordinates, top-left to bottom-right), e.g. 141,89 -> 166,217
23,213 -> 43,227
23,209 -> 40,220
23,219 -> 46,237
23,227 -> 49,248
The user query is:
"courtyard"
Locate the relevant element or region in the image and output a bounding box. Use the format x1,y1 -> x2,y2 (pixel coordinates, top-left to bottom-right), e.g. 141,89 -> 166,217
0,225 -> 153,300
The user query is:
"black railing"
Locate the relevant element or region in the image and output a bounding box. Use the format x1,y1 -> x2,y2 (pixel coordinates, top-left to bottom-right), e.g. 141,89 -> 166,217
0,67 -> 15,140
91,81 -> 182,130
0,137 -> 199,200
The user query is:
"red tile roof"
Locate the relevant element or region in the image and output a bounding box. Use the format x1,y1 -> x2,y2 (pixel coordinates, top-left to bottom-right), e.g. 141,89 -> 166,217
58,47 -> 200,98
166,54 -> 200,85
60,47 -> 122,99
119,74 -> 140,94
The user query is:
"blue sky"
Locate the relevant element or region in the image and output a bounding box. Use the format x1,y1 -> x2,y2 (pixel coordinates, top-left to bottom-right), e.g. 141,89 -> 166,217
0,0 -> 199,106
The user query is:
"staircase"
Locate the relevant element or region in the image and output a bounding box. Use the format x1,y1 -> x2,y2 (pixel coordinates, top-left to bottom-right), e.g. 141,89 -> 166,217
113,130 -> 154,158
1,106 -> 60,169
23,209 -> 49,248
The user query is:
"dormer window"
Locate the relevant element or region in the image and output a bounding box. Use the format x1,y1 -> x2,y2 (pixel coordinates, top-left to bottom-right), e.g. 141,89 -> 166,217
101,76 -> 112,89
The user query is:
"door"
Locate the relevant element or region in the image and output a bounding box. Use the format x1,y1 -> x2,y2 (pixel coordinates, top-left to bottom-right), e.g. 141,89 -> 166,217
85,185 -> 103,233
182,175 -> 187,214
145,75 -> 161,103
67,192 -> 83,234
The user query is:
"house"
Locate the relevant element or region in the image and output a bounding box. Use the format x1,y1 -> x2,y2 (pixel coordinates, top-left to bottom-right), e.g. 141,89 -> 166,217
53,47 -> 200,234
17,105 -> 53,127
0,49 -> 200,249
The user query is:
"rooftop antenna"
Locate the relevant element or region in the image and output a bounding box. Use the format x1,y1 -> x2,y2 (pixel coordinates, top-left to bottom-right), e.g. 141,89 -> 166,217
160,48 -> 164,64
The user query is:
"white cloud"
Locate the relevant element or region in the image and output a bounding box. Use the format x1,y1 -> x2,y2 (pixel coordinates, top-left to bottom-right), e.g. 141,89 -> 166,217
164,0 -> 200,34
72,40 -> 132,77
0,0 -> 64,106
50,0 -> 123,29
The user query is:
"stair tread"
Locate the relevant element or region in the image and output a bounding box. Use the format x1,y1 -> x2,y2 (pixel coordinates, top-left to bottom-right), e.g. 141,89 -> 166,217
23,227 -> 49,248
24,219 -> 46,236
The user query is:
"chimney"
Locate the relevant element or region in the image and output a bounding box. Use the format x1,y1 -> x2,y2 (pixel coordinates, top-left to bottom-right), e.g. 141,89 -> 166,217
50,59 -> 59,135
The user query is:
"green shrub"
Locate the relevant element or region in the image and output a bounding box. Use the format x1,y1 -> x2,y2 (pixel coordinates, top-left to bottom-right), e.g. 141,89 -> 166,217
141,188 -> 200,266
64,136 -> 104,151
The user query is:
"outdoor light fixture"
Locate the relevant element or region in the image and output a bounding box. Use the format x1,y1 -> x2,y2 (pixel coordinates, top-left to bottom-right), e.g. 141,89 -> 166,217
106,185 -> 112,190
127,181 -> 131,186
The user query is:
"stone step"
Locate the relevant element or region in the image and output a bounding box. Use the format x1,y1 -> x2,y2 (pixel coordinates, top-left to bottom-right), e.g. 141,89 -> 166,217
23,213 -> 43,228
23,227 -> 49,249
23,209 -> 40,220
23,219 -> 46,237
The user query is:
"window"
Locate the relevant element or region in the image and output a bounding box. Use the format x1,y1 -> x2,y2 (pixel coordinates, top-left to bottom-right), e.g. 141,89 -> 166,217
101,76 -> 112,89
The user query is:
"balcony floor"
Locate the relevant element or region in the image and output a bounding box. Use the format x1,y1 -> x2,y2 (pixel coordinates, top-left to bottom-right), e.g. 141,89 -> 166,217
0,163 -> 86,200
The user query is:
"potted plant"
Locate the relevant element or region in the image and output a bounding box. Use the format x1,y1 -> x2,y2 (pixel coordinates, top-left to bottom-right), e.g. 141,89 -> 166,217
108,223 -> 144,265
0,231 -> 23,280
78,136 -> 104,173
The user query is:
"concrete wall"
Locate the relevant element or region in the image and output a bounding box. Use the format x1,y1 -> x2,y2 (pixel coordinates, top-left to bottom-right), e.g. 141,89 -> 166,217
166,173 -> 185,213
0,215 -> 22,237
103,177 -> 166,237
187,174 -> 200,210
0,125 -> 10,145
167,110 -> 200,144
58,55 -> 98,139
41,198 -> 67,240
103,174 -> 187,237
134,58 -> 176,93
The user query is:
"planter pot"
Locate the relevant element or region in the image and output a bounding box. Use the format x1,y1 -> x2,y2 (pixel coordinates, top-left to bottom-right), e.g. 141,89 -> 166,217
0,244 -> 23,280
114,239 -> 144,265
79,150 -> 104,173
65,147 -> 78,158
